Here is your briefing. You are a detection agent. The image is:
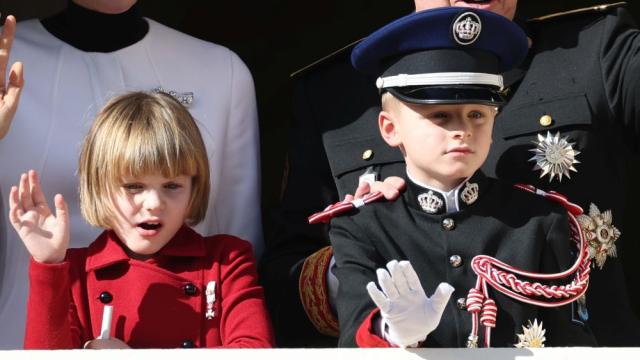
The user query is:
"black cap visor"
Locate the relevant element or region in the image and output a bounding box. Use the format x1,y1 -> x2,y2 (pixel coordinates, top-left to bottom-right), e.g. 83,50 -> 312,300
387,85 -> 505,106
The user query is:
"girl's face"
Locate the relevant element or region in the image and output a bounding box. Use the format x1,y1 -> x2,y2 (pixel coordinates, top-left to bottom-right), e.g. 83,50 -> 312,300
109,173 -> 192,259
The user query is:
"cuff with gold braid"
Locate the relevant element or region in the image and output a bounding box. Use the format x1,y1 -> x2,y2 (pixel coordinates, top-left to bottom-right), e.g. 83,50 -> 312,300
299,246 -> 339,337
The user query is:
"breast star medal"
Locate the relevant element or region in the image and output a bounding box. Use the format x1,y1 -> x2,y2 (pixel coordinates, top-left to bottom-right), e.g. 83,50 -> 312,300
515,319 -> 546,348
528,131 -> 580,182
577,203 -> 621,269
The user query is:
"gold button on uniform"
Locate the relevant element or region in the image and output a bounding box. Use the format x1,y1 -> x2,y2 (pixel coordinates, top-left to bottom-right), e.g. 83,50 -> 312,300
362,149 -> 374,160
539,115 -> 553,127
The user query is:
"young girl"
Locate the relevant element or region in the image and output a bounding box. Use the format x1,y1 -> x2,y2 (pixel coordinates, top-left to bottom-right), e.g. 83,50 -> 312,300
9,91 -> 274,349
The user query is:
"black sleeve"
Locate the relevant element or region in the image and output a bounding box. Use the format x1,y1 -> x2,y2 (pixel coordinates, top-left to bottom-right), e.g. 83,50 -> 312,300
259,75 -> 340,347
539,207 -> 597,346
601,7 -> 640,148
329,214 -> 383,347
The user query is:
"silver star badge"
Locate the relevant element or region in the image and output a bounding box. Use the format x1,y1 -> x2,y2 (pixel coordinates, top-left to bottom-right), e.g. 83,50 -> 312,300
529,131 -> 580,182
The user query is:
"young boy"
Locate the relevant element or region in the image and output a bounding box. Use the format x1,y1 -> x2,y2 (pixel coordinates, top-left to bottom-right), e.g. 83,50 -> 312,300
329,7 -> 596,348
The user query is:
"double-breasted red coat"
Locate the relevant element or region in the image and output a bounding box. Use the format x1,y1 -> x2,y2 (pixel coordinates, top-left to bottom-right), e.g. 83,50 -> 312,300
24,226 -> 274,349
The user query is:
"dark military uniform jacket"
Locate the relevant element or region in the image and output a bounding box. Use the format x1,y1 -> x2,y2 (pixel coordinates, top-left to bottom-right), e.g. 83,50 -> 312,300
261,3 -> 640,347
330,172 -> 596,347
484,4 -> 640,345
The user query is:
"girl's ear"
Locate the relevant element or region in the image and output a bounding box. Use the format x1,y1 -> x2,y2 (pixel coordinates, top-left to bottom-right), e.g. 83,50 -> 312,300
379,111 -> 401,147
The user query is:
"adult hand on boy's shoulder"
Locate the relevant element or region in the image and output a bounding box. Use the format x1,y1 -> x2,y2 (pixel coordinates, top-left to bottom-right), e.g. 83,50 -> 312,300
344,176 -> 406,202
367,260 -> 454,347
0,15 -> 24,140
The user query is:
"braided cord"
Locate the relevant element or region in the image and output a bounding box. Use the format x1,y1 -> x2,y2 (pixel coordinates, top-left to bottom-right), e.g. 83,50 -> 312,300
466,184 -> 592,347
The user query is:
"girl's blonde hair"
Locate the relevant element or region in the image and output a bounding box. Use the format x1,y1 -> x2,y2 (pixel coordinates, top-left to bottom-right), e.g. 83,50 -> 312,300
79,91 -> 210,228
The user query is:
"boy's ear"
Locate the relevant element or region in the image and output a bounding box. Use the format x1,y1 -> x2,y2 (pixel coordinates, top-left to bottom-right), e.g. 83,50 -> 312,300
379,111 -> 401,147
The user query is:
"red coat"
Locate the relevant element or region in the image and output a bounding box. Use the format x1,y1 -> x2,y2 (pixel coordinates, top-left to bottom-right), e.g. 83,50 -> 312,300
24,226 -> 274,349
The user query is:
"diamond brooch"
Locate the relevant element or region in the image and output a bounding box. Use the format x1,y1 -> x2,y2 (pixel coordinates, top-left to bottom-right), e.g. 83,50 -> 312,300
152,87 -> 194,107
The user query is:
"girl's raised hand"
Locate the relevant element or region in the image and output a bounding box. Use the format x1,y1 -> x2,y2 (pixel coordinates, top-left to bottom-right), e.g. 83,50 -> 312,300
9,170 -> 69,263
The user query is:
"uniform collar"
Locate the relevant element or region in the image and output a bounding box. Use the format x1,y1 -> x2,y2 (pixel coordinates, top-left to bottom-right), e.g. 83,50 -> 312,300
405,170 -> 488,215
86,225 -> 206,272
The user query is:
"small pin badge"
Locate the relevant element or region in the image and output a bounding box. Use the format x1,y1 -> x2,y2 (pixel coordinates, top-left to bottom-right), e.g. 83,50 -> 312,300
152,87 -> 194,107
205,281 -> 216,319
529,131 -> 580,182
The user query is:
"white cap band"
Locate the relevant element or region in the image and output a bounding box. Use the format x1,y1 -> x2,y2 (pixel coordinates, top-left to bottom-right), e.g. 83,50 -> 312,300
376,72 -> 503,90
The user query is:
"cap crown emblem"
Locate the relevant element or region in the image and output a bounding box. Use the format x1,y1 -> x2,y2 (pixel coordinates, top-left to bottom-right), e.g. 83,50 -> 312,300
453,12 -> 482,45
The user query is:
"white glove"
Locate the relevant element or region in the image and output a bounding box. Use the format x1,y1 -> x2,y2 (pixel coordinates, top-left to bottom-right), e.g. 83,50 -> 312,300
366,260 -> 454,347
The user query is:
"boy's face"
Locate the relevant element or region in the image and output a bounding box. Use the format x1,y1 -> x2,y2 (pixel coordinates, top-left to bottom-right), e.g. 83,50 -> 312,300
379,99 -> 496,190
108,173 -> 192,259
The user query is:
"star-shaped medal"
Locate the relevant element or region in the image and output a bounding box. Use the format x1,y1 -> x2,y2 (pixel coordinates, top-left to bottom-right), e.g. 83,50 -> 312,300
528,131 -> 580,182
515,319 -> 546,348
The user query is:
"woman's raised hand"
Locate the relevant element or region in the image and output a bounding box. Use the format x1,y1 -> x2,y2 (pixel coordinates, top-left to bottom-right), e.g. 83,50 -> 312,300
0,15 -> 25,140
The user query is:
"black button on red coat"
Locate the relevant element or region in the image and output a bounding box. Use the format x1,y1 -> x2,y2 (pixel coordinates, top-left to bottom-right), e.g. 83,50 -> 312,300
99,291 -> 113,304
183,283 -> 198,296
182,339 -> 196,348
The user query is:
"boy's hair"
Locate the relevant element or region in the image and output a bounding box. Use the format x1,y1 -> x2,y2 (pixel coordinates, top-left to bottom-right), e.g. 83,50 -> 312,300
79,91 -> 210,228
380,92 -> 400,112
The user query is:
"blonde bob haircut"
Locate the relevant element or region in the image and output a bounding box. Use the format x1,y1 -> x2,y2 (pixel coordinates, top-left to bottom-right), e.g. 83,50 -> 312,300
79,91 -> 210,228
